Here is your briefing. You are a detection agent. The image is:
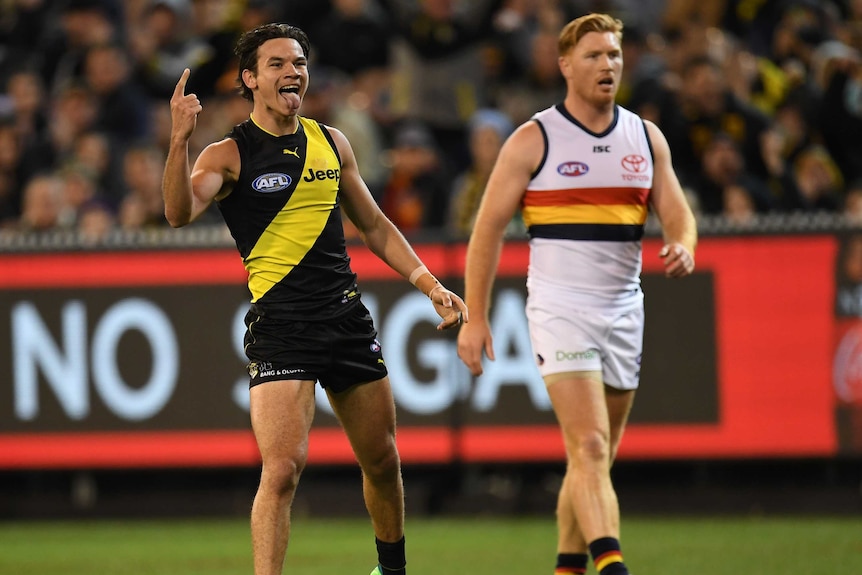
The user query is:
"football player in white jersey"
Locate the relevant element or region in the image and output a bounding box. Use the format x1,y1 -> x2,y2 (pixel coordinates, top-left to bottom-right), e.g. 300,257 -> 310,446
457,13 -> 696,575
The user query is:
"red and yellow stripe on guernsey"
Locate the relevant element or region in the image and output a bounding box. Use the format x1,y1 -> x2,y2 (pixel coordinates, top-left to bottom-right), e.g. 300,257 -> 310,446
521,187 -> 649,228
554,568 -> 586,575
594,550 -> 624,572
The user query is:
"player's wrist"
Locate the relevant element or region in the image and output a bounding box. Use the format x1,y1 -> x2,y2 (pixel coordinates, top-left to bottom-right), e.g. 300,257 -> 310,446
409,265 -> 442,298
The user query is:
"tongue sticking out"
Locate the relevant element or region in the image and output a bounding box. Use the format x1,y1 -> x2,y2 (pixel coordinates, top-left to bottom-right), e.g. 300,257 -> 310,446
280,88 -> 301,111
281,92 -> 301,109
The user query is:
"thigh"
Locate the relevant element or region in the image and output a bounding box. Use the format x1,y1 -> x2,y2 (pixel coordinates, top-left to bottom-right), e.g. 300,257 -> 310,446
326,376 -> 398,465
605,386 -> 636,460
249,379 -> 317,463
546,370 -> 610,446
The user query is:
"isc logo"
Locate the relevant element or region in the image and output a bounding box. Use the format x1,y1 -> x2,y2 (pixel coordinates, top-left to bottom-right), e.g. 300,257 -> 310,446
252,173 -> 292,193
557,161 -> 589,177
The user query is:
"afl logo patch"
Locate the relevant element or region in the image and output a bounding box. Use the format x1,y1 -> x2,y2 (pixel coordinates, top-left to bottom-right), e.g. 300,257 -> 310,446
557,161 -> 589,176
252,173 -> 292,193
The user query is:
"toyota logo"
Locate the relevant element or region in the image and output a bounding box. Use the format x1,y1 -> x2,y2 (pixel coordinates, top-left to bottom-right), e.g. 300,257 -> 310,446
621,154 -> 647,173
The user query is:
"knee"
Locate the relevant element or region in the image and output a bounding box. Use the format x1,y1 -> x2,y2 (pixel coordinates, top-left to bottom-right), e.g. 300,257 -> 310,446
569,430 -> 611,467
361,443 -> 402,485
260,455 -> 306,495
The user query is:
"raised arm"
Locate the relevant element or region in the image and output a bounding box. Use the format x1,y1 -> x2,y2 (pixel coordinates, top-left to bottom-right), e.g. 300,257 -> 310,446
645,120 -> 698,278
327,125 -> 468,330
457,121 -> 543,376
162,68 -> 237,227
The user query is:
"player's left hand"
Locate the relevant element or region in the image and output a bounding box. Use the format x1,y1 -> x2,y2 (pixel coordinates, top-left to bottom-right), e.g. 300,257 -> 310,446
659,243 -> 695,278
429,286 -> 469,330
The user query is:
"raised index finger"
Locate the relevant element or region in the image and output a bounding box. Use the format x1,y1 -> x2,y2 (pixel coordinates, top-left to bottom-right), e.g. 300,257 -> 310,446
173,68 -> 190,98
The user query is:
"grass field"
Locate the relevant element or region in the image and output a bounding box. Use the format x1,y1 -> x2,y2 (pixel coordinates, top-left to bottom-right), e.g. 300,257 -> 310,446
0,515 -> 860,574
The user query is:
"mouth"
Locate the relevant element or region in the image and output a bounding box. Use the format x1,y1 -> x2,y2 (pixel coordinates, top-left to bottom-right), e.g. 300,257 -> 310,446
598,77 -> 614,87
278,85 -> 300,95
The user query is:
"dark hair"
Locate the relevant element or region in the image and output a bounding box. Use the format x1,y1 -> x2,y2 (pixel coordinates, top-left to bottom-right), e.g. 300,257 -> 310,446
234,23 -> 311,101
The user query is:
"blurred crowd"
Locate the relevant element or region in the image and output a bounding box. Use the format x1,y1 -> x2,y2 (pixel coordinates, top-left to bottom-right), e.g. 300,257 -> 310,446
0,0 -> 861,243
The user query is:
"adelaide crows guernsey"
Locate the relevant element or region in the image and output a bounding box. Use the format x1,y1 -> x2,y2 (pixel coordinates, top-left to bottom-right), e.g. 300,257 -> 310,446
524,104 -> 654,308
220,116 -> 358,320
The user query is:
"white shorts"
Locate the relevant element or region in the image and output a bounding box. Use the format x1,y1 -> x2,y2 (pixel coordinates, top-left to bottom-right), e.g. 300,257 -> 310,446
526,300 -> 644,390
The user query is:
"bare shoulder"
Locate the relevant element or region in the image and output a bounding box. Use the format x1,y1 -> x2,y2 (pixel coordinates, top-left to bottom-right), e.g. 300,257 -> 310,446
195,137 -> 241,179
508,120 -> 544,149
499,120 -> 545,170
190,137 -> 240,201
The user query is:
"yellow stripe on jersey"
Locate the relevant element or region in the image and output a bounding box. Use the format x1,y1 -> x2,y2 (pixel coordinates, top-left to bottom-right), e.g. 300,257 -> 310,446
245,119 -> 339,302
522,203 -> 647,228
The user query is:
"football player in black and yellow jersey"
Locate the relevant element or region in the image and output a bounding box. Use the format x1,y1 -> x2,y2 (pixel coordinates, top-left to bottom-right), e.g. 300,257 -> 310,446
162,23 -> 468,575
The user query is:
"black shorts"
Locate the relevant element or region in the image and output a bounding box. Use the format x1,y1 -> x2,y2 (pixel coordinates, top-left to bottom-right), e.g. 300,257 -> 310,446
243,301 -> 388,393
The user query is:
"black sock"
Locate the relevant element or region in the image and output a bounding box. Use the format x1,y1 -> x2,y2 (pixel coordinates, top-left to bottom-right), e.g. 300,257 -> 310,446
376,536 -> 406,575
555,552 -> 588,574
588,537 -> 629,575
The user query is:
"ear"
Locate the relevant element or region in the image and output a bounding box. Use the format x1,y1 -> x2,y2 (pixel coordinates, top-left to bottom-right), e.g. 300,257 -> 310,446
558,55 -> 570,78
241,69 -> 257,91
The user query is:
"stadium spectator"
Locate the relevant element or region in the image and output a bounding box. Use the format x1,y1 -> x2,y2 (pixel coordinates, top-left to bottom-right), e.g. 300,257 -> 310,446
37,0 -> 122,92
16,173 -> 67,232
82,42 -> 151,144
57,161 -> 102,227
816,41 -> 862,184
380,120 -> 451,232
42,82 -> 98,170
119,143 -> 172,228
661,54 -> 775,185
690,132 -> 774,215
76,197 -> 116,243
790,143 -> 844,212
447,107 -> 516,238
184,0 -> 243,100
311,0 -> 392,78
0,117 -> 24,225
0,0 -> 52,86
4,68 -> 48,149
72,130 -> 124,207
128,0 -> 215,99
722,183 -> 758,224
380,0 -> 506,172
493,9 -> 569,126
842,178 -> 862,224
311,0 -> 395,131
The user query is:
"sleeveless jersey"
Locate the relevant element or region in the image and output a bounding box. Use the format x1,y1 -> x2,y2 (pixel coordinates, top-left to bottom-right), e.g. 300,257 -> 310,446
524,104 -> 654,308
219,116 -> 358,320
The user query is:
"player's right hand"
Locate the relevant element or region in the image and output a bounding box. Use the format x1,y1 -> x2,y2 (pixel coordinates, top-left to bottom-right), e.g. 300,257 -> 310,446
170,68 -> 202,141
457,320 -> 494,377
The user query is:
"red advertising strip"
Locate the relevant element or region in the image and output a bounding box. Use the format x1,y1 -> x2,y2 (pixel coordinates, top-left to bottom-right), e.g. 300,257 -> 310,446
0,428 -> 455,468
0,251 -> 247,288
0,245 -> 452,288
0,235 -> 840,466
